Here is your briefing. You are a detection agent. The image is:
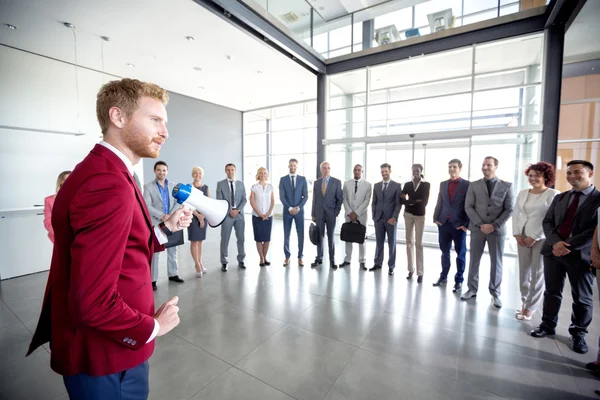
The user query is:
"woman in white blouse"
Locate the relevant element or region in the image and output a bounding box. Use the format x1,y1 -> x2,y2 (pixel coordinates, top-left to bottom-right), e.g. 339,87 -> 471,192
250,167 -> 275,266
513,162 -> 559,320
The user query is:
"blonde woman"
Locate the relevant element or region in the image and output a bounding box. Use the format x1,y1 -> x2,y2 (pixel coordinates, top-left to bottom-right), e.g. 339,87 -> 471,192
44,170 -> 71,243
188,166 -> 210,276
512,162 -> 559,320
250,167 -> 274,266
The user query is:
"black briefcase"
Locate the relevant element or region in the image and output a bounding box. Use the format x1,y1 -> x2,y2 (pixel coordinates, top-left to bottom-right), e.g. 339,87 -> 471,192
340,221 -> 366,244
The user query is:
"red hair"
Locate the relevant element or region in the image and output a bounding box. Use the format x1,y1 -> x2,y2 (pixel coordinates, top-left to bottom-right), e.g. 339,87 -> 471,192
525,162 -> 556,187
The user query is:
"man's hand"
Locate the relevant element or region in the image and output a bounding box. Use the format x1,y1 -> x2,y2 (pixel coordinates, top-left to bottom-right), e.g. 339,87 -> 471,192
522,237 -> 536,247
480,224 -> 495,235
434,221 -> 442,226
154,296 -> 180,337
349,211 -> 358,221
457,226 -> 468,232
161,214 -> 170,222
552,241 -> 571,257
387,217 -> 397,225
289,207 -> 299,216
229,209 -> 240,218
164,208 -> 192,232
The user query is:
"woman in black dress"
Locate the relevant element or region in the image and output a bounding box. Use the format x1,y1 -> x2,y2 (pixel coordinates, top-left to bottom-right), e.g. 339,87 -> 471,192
188,166 -> 210,276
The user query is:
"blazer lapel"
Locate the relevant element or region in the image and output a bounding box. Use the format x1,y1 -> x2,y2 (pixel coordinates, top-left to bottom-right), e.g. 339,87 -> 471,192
574,189 -> 600,218
129,173 -> 152,229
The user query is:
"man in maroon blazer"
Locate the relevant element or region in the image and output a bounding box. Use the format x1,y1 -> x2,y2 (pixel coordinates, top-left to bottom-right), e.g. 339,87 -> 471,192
27,78 -> 192,400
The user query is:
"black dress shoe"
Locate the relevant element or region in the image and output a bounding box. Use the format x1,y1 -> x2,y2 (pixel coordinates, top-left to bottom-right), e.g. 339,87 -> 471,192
388,269 -> 394,275
340,261 -> 351,267
311,259 -> 322,268
407,271 -> 414,280
570,336 -> 589,354
433,278 -> 447,287
531,327 -> 554,338
417,275 -> 423,283
369,264 -> 382,271
221,264 -> 228,272
168,275 -> 184,283
452,282 -> 462,292
152,282 -> 157,291
331,261 -> 338,269
586,361 -> 600,372
238,262 -> 246,269
360,262 -> 366,270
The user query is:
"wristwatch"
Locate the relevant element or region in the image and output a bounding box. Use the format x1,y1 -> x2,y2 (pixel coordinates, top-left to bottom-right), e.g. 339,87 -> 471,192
158,221 -> 173,236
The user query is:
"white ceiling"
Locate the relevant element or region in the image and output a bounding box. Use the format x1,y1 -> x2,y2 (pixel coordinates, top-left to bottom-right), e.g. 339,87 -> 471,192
0,0 -> 317,111
564,0 -> 600,62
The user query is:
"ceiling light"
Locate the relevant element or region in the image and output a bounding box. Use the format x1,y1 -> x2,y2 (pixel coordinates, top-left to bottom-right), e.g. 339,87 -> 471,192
101,36 -> 110,42
63,22 -> 75,29
193,66 -> 203,71
186,36 -> 195,41
226,55 -> 233,60
257,70 -> 263,74
198,86 -> 204,89
4,24 -> 17,30
126,63 -> 135,68
319,6 -> 324,10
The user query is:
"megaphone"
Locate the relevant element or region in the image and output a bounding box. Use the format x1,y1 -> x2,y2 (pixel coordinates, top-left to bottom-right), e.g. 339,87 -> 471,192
172,183 -> 229,227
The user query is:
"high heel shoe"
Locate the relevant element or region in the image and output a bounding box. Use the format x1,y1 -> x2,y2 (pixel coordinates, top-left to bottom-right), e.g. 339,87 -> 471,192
516,310 -> 535,321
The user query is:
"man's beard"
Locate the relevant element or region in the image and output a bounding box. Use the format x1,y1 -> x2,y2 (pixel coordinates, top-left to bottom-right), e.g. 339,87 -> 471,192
123,123 -> 162,159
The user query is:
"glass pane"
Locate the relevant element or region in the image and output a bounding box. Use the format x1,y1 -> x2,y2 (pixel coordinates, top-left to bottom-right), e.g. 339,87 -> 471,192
272,130 -> 303,155
245,119 -> 267,134
388,76 -> 472,103
463,9 -> 498,25
500,3 -> 520,16
244,133 -> 267,156
388,93 -> 472,118
374,7 -> 413,32
304,128 -> 317,153
475,34 -> 543,75
474,70 -> 527,91
326,143 -> 366,182
366,142 -> 414,184
559,102 -> 600,140
473,85 -> 539,111
414,0 -> 462,29
244,155 -> 267,187
463,0 -> 499,15
556,141 -> 600,192
329,69 -> 367,109
353,22 -> 363,47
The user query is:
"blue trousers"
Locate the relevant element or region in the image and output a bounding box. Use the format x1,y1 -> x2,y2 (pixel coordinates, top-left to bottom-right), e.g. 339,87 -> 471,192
438,221 -> 467,283
283,210 -> 304,259
63,361 -> 149,400
374,219 -> 397,269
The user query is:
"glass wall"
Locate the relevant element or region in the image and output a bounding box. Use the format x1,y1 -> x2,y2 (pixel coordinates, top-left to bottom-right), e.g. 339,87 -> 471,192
243,101 -> 318,217
324,33 -> 545,254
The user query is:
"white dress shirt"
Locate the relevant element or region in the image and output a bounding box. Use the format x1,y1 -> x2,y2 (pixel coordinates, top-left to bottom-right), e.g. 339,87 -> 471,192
251,182 -> 274,217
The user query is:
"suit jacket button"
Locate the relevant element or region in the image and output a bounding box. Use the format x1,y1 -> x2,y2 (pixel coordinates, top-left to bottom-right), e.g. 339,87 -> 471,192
487,214 -> 490,216
123,337 -> 129,342
131,340 -> 137,346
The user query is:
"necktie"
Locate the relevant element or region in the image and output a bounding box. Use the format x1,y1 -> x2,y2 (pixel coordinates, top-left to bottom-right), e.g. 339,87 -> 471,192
291,176 -> 295,191
230,180 -> 235,208
354,180 -> 358,194
383,182 -> 388,192
321,178 -> 327,195
485,180 -> 493,198
558,191 -> 582,240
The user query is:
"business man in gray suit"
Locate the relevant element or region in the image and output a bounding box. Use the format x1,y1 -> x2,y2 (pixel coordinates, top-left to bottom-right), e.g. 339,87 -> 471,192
461,157 -> 514,308
371,163 -> 402,275
216,163 -> 247,271
143,161 -> 184,291
340,164 -> 372,269
311,161 -> 343,268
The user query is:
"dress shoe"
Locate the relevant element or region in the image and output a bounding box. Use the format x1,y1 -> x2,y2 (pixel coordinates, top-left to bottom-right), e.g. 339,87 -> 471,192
417,275 -> 423,283
407,271 -> 414,280
238,262 -> 246,269
460,290 -> 477,300
491,296 -> 502,308
221,264 -> 228,272
433,278 -> 447,287
586,361 -> 600,372
530,327 -> 554,338
570,336 -> 589,354
168,275 -> 184,283
298,258 -> 304,267
311,259 -> 322,268
152,282 -> 157,291
340,261 -> 351,267
331,261 -> 338,269
388,269 -> 394,275
283,258 -> 290,267
360,262 -> 366,270
452,282 -> 462,292
369,264 -> 382,271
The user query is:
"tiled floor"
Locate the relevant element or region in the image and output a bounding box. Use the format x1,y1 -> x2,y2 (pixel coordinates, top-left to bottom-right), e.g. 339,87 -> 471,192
1,219 -> 599,400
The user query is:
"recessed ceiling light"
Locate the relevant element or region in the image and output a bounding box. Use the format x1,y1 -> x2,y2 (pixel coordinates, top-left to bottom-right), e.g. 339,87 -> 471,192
4,24 -> 17,30
198,86 -> 204,89
186,36 -> 195,41
101,36 -> 110,42
126,63 -> 135,68
319,6 -> 324,10
193,66 -> 203,71
257,70 -> 263,74
63,22 -> 75,29
300,91 -> 304,94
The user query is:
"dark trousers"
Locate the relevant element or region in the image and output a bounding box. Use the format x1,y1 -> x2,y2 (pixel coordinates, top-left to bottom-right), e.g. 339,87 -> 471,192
540,255 -> 595,337
283,210 -> 304,259
316,214 -> 336,262
438,221 -> 467,283
374,219 -> 397,269
63,361 -> 149,400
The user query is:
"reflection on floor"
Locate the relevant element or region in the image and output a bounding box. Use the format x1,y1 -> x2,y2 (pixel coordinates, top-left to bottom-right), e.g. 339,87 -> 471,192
1,218 -> 599,400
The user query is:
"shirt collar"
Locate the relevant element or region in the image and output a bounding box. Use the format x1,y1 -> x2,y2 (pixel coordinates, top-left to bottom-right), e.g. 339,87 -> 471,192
99,140 -> 134,175
449,177 -> 461,183
289,174 -> 297,178
484,177 -> 498,183
573,185 -> 595,195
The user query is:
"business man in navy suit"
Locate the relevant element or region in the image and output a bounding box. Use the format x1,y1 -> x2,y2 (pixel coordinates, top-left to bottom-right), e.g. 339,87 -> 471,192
433,159 -> 470,292
312,161 -> 343,268
279,158 -> 308,267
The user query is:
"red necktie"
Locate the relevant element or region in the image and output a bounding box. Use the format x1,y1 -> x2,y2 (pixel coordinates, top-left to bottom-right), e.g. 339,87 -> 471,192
558,191 -> 582,240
